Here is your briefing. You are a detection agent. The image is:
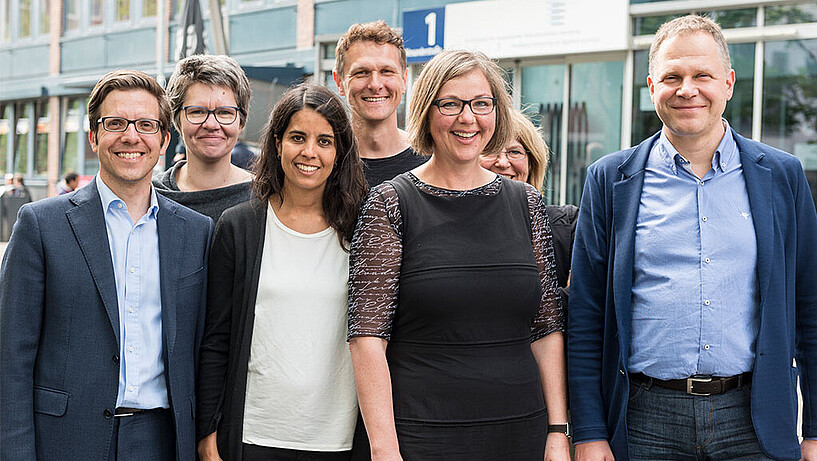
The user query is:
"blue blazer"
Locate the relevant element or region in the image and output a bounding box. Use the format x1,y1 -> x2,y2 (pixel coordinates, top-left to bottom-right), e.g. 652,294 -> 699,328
567,130 -> 817,461
0,181 -> 213,461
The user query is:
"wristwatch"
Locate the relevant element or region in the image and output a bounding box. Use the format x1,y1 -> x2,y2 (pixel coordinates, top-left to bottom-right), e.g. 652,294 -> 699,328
547,423 -> 571,438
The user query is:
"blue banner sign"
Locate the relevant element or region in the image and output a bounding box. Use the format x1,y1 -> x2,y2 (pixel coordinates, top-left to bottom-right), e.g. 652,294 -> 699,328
403,8 -> 445,64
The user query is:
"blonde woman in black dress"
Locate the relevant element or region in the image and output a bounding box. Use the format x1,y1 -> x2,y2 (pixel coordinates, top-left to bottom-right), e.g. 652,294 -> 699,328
348,50 -> 570,461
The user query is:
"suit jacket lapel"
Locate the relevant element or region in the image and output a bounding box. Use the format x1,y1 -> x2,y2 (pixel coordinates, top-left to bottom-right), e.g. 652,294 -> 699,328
612,133 -> 657,361
735,131 -> 773,309
157,196 -> 185,358
66,182 -> 121,346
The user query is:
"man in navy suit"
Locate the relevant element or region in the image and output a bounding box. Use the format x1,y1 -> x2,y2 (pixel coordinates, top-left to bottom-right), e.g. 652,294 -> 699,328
568,15 -> 817,461
0,70 -> 213,461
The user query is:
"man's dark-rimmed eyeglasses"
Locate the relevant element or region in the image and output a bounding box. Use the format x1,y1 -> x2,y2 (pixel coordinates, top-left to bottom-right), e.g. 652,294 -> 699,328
432,97 -> 497,116
98,117 -> 162,134
182,106 -> 241,125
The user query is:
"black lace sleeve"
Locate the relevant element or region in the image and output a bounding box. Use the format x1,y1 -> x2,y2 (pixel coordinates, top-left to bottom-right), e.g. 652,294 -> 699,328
347,183 -> 403,340
525,184 -> 565,341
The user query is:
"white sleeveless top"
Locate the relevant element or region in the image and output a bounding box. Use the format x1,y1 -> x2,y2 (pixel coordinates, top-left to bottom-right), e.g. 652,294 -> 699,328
242,203 -> 357,451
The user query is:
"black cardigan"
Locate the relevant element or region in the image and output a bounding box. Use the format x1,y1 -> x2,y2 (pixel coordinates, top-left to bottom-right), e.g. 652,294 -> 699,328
197,198 -> 268,460
197,199 -> 370,460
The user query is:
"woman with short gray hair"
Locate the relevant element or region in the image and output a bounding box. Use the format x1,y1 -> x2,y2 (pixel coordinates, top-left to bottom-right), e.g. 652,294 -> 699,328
152,54 -> 253,222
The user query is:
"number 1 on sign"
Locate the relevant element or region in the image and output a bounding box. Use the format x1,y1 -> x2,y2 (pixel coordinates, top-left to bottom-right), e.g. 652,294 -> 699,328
424,12 -> 436,46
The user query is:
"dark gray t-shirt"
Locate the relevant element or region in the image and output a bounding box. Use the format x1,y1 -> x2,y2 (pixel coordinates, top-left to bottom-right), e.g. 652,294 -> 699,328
152,160 -> 253,223
361,147 -> 428,188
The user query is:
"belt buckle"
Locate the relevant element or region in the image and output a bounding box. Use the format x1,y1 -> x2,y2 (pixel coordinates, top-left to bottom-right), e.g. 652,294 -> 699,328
686,376 -> 713,396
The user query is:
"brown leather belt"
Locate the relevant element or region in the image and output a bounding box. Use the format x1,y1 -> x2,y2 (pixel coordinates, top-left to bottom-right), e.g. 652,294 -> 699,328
630,372 -> 752,396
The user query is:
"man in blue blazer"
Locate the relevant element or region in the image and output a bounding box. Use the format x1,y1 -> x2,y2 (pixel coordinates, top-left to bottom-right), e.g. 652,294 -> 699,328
0,70 -> 213,461
568,15 -> 817,461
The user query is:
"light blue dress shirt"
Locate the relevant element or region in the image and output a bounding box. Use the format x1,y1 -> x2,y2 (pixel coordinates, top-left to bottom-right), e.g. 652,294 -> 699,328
629,123 -> 759,380
96,176 -> 168,409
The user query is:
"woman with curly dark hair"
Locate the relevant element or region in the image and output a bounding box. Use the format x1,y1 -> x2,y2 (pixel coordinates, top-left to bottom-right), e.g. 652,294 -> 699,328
197,83 -> 368,461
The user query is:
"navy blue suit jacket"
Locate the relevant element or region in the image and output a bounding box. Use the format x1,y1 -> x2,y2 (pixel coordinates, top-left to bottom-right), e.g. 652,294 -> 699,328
0,181 -> 213,461
567,130 -> 817,460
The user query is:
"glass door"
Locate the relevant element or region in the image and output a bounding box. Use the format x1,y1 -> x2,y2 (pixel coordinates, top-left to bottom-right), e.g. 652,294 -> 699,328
521,57 -> 624,206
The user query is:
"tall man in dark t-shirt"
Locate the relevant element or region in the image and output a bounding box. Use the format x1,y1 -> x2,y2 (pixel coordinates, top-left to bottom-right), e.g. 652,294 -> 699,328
333,21 -> 427,188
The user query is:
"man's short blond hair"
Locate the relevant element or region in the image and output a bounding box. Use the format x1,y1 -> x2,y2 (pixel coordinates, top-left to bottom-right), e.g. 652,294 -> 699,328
649,15 -> 731,76
334,20 -> 406,77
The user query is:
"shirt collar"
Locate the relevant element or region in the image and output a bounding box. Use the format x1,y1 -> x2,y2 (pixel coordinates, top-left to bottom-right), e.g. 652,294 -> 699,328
96,175 -> 159,219
654,119 -> 738,175
712,120 -> 738,173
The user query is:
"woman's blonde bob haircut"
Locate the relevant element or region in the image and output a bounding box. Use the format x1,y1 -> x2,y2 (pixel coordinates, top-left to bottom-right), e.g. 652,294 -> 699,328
512,110 -> 550,192
408,50 -> 513,157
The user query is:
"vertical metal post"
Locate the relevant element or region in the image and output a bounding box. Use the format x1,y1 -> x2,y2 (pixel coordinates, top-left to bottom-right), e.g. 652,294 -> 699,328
156,0 -> 166,86
622,50 -> 634,150
559,65 -> 570,205
26,103 -> 35,176
6,104 -> 14,173
77,102 -> 86,175
752,6 -> 765,142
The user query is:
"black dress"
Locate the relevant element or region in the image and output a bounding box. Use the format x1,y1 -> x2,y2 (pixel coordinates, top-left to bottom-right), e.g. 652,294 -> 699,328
348,174 -> 563,461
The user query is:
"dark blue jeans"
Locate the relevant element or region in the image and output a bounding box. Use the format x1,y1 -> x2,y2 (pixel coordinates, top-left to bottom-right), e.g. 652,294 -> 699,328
626,379 -> 774,460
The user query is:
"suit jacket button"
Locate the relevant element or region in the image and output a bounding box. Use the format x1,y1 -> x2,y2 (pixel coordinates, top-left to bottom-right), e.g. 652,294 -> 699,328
112,354 -> 120,364
104,409 -> 113,419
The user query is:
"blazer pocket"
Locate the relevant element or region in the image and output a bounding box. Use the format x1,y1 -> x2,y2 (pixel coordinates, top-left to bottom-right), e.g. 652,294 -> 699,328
190,395 -> 196,419
33,386 -> 69,417
177,266 -> 205,290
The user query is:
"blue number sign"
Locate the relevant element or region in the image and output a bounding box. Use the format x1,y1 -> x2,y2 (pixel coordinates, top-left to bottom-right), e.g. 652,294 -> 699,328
403,8 -> 445,64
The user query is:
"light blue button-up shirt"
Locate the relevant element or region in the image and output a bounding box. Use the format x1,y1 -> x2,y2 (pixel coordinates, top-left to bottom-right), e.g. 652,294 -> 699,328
96,176 -> 168,409
629,123 -> 759,380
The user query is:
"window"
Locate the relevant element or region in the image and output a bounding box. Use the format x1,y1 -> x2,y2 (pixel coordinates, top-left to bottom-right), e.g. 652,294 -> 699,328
766,2 -> 817,25
20,0 -> 31,38
568,61 -> 624,204
521,64 -> 565,203
64,0 -> 79,31
633,14 -> 684,36
38,0 -> 49,34
634,8 -> 757,36
116,0 -> 130,22
90,0 -> 104,27
143,0 -> 157,18
762,39 -> 817,206
705,8 -> 757,28
1,0 -> 11,42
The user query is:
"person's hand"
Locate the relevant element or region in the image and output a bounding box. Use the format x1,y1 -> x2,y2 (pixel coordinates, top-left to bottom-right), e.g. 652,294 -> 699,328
575,440 -> 615,461
544,432 -> 571,461
197,432 -> 223,461
802,439 -> 817,461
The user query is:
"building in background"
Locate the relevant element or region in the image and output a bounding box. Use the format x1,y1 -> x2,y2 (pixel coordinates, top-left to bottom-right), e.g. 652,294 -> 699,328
1,0 -> 816,206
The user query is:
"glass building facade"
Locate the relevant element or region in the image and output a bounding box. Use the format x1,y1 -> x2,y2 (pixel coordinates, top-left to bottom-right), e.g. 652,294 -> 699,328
1,0 -> 816,205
